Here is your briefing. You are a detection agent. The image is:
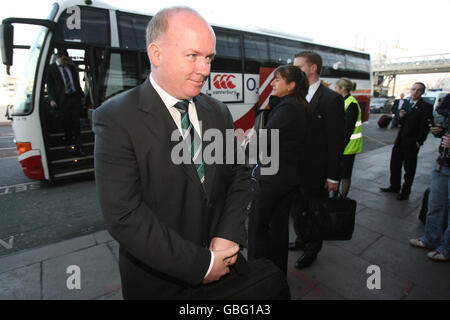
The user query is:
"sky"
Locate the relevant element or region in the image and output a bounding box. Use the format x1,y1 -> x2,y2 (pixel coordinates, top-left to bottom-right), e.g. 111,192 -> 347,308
1,0 -> 449,90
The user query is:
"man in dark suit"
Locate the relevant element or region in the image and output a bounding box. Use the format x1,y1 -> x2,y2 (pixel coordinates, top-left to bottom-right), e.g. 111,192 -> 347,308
390,92 -> 406,129
93,7 -> 253,299
380,82 -> 433,200
46,49 -> 85,153
289,51 -> 345,268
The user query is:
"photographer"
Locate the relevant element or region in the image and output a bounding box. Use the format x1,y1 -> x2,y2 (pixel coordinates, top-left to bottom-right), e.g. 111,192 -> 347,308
409,94 -> 450,262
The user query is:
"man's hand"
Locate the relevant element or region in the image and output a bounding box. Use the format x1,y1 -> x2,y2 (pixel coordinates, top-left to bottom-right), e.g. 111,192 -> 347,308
442,134 -> 450,149
325,181 -> 339,192
209,237 -> 239,266
430,125 -> 444,136
399,109 -> 407,118
50,100 -> 57,108
203,246 -> 240,284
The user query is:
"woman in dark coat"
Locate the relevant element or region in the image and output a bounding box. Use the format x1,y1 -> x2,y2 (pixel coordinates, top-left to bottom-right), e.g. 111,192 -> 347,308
248,65 -> 309,275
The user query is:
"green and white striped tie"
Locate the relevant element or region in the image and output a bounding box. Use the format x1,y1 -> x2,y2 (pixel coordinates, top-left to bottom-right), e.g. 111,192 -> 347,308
174,100 -> 205,185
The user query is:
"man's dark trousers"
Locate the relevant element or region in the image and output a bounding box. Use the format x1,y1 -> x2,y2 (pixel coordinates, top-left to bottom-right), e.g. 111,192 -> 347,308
389,141 -> 419,195
61,93 -> 82,145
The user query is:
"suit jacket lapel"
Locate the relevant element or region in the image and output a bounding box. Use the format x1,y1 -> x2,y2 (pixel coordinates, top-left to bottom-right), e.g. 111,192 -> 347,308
409,98 -> 423,114
138,79 -> 204,194
309,84 -> 323,115
52,64 -> 65,93
194,95 -> 216,199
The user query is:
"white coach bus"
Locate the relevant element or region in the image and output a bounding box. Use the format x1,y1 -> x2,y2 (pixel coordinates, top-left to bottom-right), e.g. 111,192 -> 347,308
0,0 -> 371,180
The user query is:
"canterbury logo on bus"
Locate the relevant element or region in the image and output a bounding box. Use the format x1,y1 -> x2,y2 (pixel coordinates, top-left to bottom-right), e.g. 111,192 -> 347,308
213,74 -> 236,90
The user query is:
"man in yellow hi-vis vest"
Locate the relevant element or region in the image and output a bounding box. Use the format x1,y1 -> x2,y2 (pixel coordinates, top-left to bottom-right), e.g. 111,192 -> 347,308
335,78 -> 363,197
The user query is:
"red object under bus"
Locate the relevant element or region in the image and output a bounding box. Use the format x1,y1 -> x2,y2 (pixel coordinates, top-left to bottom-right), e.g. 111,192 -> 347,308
19,155 -> 45,180
16,142 -> 45,180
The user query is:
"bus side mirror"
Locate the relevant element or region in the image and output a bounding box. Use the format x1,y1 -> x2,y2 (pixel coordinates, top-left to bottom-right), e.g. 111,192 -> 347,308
0,23 -> 14,74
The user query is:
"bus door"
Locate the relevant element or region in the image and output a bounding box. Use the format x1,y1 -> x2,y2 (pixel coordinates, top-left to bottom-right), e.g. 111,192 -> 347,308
95,48 -> 149,107
41,46 -> 99,179
41,46 -> 149,179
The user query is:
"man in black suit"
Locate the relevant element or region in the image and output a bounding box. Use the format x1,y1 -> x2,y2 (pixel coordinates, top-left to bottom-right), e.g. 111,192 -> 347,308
289,51 -> 345,268
46,49 -> 85,153
390,92 -> 406,129
380,82 -> 433,200
93,7 -> 254,299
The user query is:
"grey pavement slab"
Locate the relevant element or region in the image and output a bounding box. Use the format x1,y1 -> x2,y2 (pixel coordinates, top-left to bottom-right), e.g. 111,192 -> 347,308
286,244 -> 411,300
106,240 -> 119,262
93,230 -> 114,244
353,165 -> 388,182
0,234 -> 96,274
42,244 -> 121,300
348,187 -> 419,219
360,236 -> 450,298
97,288 -> 123,300
300,283 -> 346,300
355,207 -> 424,244
404,205 -> 428,225
406,283 -> 450,300
0,133 -> 447,300
0,263 -> 41,300
286,262 -> 317,299
326,220 -> 382,256
351,174 -> 430,205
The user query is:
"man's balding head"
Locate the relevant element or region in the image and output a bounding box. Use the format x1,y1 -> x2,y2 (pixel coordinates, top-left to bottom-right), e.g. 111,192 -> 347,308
146,6 -> 216,99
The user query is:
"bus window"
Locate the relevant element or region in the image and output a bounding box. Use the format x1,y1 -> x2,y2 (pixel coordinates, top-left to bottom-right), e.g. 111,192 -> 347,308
268,38 -> 302,65
139,52 -> 150,82
243,34 -> 270,73
212,30 -> 242,72
100,51 -> 139,102
320,48 -> 345,71
54,6 -> 110,46
13,27 -> 48,116
117,12 -> 150,50
346,53 -> 371,73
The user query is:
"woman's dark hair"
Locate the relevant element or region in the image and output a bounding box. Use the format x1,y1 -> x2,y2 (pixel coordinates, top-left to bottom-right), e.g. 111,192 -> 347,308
274,65 -> 309,108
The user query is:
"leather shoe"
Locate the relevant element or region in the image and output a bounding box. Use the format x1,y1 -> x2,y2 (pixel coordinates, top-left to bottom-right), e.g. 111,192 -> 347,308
288,241 -> 305,251
294,253 -> 317,269
396,193 -> 409,200
380,186 -> 400,193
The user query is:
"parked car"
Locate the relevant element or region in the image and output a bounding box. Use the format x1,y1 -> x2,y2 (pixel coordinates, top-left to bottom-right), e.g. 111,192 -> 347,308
421,89 -> 449,116
370,97 -> 395,113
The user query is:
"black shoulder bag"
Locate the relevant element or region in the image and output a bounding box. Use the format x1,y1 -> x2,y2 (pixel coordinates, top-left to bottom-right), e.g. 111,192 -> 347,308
298,194 -> 356,242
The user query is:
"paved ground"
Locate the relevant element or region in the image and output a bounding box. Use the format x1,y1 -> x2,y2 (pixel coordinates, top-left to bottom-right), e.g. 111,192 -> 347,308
0,115 -> 396,259
286,136 -> 450,300
0,124 -> 448,300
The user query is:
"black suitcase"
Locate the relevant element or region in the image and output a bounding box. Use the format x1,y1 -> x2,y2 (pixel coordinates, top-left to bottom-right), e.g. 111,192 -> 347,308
377,115 -> 392,128
194,254 -> 290,300
418,188 -> 430,224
